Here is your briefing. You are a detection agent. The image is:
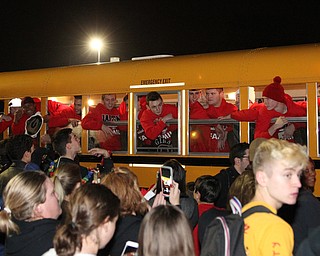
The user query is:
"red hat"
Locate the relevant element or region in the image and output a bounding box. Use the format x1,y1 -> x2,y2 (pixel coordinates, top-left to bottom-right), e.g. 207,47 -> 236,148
262,76 -> 286,104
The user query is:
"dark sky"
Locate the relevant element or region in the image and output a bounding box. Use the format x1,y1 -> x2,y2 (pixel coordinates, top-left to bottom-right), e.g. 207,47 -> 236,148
1,1 -> 320,72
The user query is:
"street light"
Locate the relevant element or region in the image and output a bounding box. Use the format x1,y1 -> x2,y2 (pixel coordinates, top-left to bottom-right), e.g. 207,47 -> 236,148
90,38 -> 103,64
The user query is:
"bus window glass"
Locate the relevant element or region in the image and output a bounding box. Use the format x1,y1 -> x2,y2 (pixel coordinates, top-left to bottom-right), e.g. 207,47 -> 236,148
189,87 -> 239,154
254,82 -> 307,146
47,96 -> 83,148
82,93 -> 128,152
136,91 -> 179,154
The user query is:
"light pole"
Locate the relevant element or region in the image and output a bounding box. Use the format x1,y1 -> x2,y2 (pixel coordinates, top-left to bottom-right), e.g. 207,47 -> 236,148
90,38 -> 103,64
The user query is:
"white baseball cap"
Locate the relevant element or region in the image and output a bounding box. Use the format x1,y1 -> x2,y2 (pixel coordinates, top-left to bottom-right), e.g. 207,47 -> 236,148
9,98 -> 22,107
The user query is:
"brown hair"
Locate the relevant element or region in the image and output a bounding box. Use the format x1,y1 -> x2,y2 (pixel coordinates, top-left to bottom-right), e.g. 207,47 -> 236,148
53,163 -> 82,204
228,169 -> 255,208
101,167 -> 149,216
138,205 -> 195,256
54,183 -> 120,256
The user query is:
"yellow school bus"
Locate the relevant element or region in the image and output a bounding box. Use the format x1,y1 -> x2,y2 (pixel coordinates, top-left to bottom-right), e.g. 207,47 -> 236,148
0,43 -> 319,195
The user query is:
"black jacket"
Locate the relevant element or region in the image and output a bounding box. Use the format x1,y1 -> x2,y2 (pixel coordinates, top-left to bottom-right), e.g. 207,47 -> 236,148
98,214 -> 143,256
0,160 -> 26,196
5,218 -> 59,256
214,166 -> 240,209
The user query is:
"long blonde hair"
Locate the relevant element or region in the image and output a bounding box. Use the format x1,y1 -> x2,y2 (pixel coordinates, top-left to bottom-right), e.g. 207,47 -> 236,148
0,171 -> 47,235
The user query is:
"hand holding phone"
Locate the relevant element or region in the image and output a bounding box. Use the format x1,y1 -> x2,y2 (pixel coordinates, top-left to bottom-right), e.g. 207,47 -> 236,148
169,180 -> 180,206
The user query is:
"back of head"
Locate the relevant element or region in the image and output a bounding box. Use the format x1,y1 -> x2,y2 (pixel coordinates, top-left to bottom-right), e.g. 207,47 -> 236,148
253,138 -> 309,176
229,142 -> 250,166
0,171 -> 47,234
52,128 -> 73,156
228,169 -> 255,207
138,205 -> 195,256
101,167 -> 148,216
162,159 -> 187,195
262,76 -> 286,104
249,138 -> 267,162
196,177 -> 221,203
5,135 -> 33,161
54,183 -> 120,256
53,163 -> 82,204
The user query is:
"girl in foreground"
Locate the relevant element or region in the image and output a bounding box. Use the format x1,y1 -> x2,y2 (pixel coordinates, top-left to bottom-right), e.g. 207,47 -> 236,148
43,183 -> 120,256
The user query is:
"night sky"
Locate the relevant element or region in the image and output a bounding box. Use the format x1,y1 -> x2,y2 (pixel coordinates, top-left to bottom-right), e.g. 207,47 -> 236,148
1,1 -> 320,72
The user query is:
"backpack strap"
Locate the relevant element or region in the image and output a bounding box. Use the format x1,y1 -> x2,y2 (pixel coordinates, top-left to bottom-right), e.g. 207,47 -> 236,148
216,216 -> 231,256
242,205 -> 273,219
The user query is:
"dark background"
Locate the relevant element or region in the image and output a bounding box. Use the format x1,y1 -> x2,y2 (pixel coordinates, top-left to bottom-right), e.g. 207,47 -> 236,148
1,1 -> 320,72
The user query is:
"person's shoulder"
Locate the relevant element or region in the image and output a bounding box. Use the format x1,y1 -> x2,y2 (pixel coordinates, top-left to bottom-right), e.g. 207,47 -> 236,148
215,167 -> 233,178
199,206 -> 229,224
96,103 -> 107,110
180,195 -> 197,205
0,165 -> 23,179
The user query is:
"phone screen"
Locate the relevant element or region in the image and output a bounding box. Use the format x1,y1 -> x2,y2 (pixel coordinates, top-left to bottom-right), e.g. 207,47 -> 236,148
121,241 -> 139,256
160,166 -> 173,197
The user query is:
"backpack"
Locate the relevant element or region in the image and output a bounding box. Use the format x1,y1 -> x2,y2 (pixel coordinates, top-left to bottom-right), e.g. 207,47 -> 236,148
200,203 -> 272,256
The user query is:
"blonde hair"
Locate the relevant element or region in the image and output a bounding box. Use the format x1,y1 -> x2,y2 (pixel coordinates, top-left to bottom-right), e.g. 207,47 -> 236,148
101,167 -> 148,216
0,171 -> 47,235
253,138 -> 309,176
138,205 -> 195,256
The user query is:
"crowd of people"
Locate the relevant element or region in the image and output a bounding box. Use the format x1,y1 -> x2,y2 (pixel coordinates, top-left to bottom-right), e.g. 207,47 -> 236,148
0,76 -> 318,255
0,136 -> 318,255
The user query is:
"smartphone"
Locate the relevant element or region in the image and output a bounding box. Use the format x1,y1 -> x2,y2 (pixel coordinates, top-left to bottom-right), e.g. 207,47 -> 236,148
160,166 -> 173,197
120,240 -> 139,256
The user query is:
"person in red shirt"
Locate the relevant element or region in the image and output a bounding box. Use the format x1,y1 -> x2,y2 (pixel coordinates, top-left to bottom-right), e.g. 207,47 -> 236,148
47,96 -> 82,137
220,77 -> 307,141
82,94 -> 121,151
189,89 -> 210,152
48,96 -> 82,129
12,97 -> 43,137
205,88 -> 238,152
0,98 -> 22,134
192,175 -> 222,256
118,94 -> 129,151
140,91 -> 178,150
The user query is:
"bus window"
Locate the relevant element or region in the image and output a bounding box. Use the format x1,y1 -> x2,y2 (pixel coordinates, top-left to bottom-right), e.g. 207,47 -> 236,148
189,87 -> 239,154
81,93 -> 128,152
136,91 -> 179,154
254,82 -> 307,146
46,96 -> 83,150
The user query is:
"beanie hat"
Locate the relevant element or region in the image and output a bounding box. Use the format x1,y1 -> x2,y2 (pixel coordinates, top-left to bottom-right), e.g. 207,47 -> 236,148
262,76 -> 286,104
